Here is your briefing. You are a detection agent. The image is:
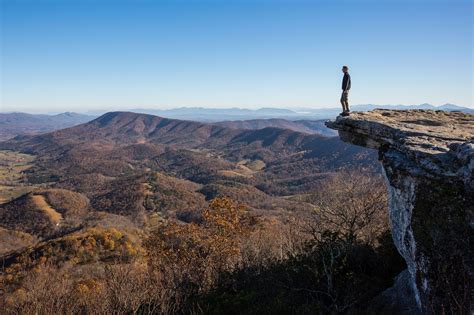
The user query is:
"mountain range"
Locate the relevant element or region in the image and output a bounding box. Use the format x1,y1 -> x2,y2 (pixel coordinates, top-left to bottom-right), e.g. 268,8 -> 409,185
0,111 -> 376,246
0,110 -> 407,313
2,103 -> 470,141
96,103 -> 474,120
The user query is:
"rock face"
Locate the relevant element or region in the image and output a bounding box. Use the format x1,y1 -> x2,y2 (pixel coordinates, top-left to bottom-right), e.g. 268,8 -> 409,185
326,110 -> 473,313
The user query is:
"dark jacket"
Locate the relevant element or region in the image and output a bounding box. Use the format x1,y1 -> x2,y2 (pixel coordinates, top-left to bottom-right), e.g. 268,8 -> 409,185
342,73 -> 351,91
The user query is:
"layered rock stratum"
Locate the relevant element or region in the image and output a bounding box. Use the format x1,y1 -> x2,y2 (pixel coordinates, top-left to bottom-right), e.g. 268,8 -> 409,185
326,109 -> 473,313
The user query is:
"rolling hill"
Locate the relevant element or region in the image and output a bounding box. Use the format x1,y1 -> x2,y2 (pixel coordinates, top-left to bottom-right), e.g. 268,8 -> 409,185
0,111 -> 399,314
1,110 -> 375,168
0,111 -> 376,252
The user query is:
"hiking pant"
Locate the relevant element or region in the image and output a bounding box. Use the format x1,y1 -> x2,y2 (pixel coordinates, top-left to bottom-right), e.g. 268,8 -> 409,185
340,91 -> 349,112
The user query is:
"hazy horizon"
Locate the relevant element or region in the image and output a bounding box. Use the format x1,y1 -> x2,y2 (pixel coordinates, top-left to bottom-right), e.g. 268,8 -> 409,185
1,0 -> 473,113
1,102 -> 472,116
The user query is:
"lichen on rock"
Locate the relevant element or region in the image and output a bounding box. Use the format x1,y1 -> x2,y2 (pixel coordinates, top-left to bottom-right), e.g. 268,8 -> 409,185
326,109 -> 473,313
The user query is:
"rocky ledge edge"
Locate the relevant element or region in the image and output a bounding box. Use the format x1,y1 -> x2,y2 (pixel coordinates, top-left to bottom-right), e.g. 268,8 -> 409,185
326,109 -> 473,313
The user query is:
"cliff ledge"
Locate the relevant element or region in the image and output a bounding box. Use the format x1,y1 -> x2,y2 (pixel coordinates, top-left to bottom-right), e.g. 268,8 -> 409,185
326,109 -> 473,313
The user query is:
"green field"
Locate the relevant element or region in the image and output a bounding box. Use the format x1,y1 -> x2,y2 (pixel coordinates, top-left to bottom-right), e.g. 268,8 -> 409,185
0,150 -> 36,203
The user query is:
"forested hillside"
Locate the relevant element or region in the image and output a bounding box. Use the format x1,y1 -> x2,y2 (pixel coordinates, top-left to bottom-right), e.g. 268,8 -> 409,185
0,112 -> 406,313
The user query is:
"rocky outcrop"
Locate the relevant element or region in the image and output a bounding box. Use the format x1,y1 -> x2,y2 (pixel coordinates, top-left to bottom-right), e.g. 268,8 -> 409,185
326,109 -> 473,313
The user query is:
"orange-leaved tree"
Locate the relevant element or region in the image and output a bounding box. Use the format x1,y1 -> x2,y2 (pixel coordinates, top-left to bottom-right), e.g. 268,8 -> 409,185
144,197 -> 254,312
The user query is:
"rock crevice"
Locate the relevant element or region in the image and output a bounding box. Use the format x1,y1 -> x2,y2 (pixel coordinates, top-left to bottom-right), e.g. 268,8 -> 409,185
326,109 -> 473,313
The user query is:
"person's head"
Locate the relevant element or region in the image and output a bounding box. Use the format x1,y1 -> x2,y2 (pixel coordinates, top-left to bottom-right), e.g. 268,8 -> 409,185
342,65 -> 349,73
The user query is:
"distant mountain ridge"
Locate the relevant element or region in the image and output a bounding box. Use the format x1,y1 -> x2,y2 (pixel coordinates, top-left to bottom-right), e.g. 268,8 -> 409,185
0,111 -> 335,141
85,103 -> 473,121
0,111 -> 375,213
293,103 -> 474,119
214,119 -> 337,137
1,112 -> 374,190
3,111 -> 333,157
348,103 -> 473,112
2,104 -> 470,141
0,112 -> 95,141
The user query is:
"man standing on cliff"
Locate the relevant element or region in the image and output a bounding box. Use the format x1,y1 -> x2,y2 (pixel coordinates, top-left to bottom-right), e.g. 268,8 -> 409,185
340,66 -> 351,116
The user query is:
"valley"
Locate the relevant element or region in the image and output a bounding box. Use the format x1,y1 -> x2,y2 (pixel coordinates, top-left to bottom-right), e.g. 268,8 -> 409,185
0,112 -> 376,229
0,151 -> 37,204
0,111 -> 403,314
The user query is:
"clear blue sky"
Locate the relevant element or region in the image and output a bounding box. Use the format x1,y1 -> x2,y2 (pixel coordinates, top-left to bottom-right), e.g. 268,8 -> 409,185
1,0 -> 472,113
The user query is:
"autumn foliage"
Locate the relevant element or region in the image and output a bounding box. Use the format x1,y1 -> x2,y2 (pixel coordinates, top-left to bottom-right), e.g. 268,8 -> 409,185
143,198 -> 255,310
1,173 -> 405,314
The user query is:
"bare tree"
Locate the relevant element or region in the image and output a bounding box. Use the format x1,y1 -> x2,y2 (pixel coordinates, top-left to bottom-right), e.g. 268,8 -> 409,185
304,167 -> 389,245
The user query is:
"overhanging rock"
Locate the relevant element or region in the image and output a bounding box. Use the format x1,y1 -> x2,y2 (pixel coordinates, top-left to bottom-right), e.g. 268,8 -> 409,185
326,109 -> 473,313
